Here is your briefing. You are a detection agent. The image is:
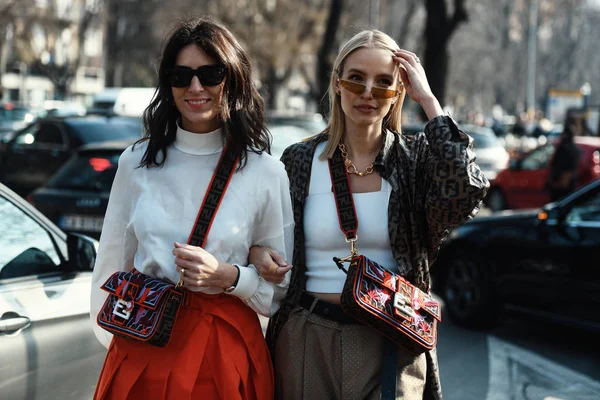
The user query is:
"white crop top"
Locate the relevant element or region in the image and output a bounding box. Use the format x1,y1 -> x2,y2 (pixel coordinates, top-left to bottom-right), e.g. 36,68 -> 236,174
304,142 -> 397,293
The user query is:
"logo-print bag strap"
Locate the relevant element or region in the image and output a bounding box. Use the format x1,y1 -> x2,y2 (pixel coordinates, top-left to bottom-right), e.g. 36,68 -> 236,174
186,141 -> 240,248
327,146 -> 399,399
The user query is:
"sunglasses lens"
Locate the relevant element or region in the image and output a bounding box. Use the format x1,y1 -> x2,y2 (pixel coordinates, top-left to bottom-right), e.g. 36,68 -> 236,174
339,80 -> 365,96
339,79 -> 397,99
169,65 -> 226,87
169,69 -> 194,88
199,65 -> 226,86
371,87 -> 397,99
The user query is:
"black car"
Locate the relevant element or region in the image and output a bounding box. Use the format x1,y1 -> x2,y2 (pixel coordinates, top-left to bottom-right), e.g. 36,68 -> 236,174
433,179 -> 600,331
29,139 -> 135,239
0,115 -> 141,196
0,182 -> 103,399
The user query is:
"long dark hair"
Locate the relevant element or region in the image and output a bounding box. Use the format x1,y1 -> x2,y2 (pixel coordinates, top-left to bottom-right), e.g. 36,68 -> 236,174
137,16 -> 270,169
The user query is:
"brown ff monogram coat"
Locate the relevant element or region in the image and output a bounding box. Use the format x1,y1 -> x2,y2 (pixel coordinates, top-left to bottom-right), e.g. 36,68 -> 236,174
267,115 -> 490,399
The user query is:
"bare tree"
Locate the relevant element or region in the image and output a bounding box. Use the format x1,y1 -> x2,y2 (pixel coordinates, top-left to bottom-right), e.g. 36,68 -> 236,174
13,0 -> 103,98
422,0 -> 468,108
0,0 -> 35,98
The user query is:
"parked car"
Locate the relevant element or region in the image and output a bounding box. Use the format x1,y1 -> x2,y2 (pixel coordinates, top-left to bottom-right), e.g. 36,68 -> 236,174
0,115 -> 142,196
0,182 -> 104,400
0,103 -> 34,139
462,124 -> 510,181
433,179 -> 600,331
486,136 -> 600,211
29,140 -> 135,238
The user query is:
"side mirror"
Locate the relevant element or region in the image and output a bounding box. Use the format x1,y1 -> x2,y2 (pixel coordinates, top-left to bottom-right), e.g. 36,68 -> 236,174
509,159 -> 521,170
67,233 -> 98,271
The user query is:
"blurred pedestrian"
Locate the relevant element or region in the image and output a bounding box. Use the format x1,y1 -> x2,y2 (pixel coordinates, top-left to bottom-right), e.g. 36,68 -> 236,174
90,16 -> 293,400
249,29 -> 489,399
547,115 -> 582,202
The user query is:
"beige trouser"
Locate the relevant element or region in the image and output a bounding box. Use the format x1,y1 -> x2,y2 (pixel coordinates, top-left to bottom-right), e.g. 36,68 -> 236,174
274,306 -> 427,400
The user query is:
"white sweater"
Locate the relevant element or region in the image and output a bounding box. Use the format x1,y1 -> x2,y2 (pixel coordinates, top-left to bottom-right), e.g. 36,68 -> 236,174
90,125 -> 294,348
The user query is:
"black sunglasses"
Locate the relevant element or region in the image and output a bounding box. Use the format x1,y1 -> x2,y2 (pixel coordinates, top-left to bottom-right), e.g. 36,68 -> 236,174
168,65 -> 227,88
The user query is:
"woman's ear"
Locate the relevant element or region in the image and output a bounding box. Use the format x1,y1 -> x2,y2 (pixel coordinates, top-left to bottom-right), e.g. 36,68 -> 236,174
334,79 -> 341,95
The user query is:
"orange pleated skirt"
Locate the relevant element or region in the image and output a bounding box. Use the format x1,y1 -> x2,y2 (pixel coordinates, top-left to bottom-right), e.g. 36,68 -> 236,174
93,291 -> 274,400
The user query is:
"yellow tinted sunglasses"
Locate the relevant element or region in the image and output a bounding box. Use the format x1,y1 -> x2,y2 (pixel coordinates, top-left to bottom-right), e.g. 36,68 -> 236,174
337,79 -> 402,99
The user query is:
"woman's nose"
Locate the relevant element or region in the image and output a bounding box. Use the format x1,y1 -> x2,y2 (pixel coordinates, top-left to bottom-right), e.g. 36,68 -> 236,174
188,76 -> 204,92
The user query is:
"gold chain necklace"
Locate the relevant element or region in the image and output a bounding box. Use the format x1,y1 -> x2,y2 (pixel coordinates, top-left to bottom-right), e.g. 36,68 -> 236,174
338,143 -> 375,177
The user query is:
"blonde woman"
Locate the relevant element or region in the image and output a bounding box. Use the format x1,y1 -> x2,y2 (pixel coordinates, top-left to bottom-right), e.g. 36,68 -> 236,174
250,30 -> 489,399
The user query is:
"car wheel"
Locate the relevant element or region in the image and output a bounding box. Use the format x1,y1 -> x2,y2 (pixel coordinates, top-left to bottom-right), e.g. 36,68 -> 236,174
439,250 -> 498,329
487,188 -> 507,212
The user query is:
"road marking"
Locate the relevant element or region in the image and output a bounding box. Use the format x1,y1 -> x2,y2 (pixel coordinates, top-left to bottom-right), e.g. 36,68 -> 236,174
486,336 -> 600,400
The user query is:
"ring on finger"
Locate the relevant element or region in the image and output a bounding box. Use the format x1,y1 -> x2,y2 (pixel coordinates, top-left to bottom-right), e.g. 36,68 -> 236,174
180,267 -> 187,277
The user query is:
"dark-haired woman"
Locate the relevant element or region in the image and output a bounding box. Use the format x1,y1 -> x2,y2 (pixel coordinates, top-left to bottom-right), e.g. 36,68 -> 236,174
90,16 -> 293,400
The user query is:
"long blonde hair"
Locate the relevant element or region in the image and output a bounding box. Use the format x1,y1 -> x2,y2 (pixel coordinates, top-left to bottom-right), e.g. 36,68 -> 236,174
321,30 -> 405,160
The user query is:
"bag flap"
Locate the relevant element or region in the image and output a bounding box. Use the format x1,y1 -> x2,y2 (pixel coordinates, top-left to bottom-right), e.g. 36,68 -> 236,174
100,271 -> 175,310
358,256 -> 442,321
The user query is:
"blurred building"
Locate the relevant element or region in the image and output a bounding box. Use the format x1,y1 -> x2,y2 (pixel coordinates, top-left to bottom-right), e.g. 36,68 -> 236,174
0,0 -> 105,108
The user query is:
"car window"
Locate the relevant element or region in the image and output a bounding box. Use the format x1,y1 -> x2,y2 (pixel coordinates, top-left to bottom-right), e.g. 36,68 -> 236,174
566,190 -> 600,223
0,196 -> 62,280
521,144 -> 556,170
67,120 -> 141,144
35,123 -> 65,145
47,151 -> 120,191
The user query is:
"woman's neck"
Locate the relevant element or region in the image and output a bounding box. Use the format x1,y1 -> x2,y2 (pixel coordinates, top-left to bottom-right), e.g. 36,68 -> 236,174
342,121 -> 384,158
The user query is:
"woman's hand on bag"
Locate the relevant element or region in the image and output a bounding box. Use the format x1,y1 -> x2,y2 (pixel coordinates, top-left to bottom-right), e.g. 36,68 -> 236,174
249,246 -> 292,284
392,49 -> 443,119
173,242 -> 238,289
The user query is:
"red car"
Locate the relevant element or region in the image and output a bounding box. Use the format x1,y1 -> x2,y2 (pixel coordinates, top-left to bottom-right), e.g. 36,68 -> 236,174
486,136 -> 600,211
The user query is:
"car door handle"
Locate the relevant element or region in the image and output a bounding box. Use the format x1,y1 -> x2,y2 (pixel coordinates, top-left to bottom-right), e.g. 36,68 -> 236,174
0,312 -> 32,335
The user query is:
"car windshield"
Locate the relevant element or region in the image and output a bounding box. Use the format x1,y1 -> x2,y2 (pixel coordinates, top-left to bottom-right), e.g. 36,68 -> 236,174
47,151 -> 121,191
66,118 -> 142,144
471,132 -> 501,149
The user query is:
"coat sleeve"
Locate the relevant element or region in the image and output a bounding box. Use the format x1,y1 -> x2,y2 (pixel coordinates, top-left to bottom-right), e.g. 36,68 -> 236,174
414,116 -> 490,253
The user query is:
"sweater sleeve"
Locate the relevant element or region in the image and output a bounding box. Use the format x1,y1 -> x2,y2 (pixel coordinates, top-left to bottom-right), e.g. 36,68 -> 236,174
89,147 -> 139,349
225,157 -> 294,317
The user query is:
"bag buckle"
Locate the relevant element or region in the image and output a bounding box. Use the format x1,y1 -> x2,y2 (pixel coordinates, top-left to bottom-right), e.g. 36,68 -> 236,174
113,298 -> 133,320
345,234 -> 358,257
393,292 -> 416,320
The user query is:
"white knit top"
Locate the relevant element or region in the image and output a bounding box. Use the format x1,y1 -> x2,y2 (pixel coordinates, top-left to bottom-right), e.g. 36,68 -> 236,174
304,142 -> 397,293
90,124 -> 294,348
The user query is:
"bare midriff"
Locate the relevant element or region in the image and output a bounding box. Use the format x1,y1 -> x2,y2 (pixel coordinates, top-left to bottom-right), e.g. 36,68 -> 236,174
307,291 -> 342,305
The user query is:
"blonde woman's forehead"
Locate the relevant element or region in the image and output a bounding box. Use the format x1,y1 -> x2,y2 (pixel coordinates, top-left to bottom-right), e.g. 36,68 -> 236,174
341,48 -> 397,77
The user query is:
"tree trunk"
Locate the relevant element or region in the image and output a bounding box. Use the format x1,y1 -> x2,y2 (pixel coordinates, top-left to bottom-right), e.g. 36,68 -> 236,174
266,65 -> 278,111
423,0 -> 468,110
315,0 -> 344,117
104,0 -> 120,87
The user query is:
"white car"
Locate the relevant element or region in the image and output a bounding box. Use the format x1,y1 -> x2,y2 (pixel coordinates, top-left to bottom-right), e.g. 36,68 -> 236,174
462,124 -> 510,182
0,183 -> 104,399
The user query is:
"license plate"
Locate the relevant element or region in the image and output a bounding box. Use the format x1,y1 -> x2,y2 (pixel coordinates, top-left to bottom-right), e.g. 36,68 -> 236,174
60,214 -> 104,232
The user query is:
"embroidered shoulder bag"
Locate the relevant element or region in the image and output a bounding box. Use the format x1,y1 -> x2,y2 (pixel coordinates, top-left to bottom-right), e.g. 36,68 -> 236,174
96,143 -> 239,347
328,147 -> 442,355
